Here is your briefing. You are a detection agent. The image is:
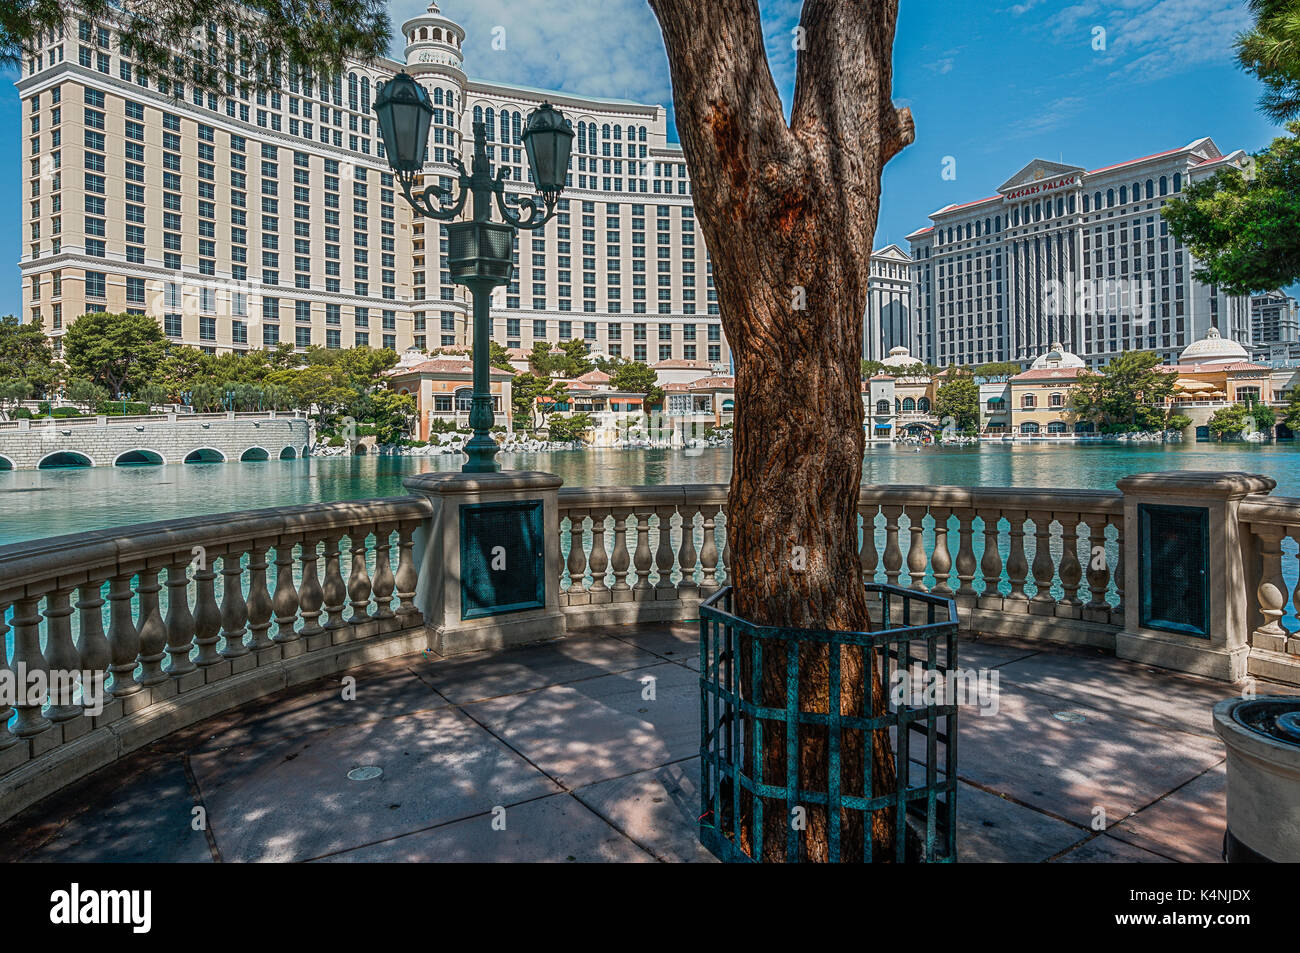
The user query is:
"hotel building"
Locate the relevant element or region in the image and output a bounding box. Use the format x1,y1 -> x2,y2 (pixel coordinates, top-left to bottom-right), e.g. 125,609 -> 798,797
863,244 -> 916,364
16,2 -> 731,372
907,139 -> 1255,370
1251,290 -> 1299,346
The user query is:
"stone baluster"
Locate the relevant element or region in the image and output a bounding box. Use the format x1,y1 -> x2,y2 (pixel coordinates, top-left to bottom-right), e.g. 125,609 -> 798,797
347,529 -> 373,622
1084,517 -> 1112,611
859,505 -> 879,585
372,525 -> 396,621
1112,519 -> 1125,615
954,509 -> 977,597
1289,533 -> 1300,656
320,535 -> 348,633
43,588 -> 81,723
720,515 -> 730,585
979,511 -> 1003,600
1005,511 -> 1030,602
10,596 -> 50,737
164,558 -> 196,676
903,505 -> 929,591
930,507 -> 953,595
246,545 -> 274,651
632,510 -> 654,592
610,510 -> 632,591
1028,512 -> 1055,606
566,514 -> 587,595
218,551 -> 249,659
395,522 -> 420,624
654,507 -> 676,591
881,506 -> 903,587
107,574 -> 143,696
677,506 -> 699,596
1252,524 -> 1289,651
0,608 -> 16,749
700,506 -> 720,592
192,556 -> 223,667
76,579 -> 111,707
272,542 -> 301,644
136,569 -> 168,685
1058,515 -> 1083,608
298,538 -> 325,639
588,513 -> 610,593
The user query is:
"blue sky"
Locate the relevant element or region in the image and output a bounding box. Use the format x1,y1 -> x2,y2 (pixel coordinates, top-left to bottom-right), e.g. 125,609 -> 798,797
0,0 -> 1288,314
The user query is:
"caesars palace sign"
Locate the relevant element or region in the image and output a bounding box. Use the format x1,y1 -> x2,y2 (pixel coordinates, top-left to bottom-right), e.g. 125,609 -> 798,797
1002,174 -> 1081,203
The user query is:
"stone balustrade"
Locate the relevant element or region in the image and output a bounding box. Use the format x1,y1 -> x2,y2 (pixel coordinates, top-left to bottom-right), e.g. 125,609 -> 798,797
2,468 -> 1298,825
0,495 -> 429,821
555,483 -> 1123,641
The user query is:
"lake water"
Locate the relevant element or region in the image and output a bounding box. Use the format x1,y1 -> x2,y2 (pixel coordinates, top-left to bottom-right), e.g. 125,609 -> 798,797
3,441 -> 1300,547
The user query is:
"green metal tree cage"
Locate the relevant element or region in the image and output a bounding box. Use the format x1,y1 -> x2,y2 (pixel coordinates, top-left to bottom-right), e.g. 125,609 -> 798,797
699,584 -> 959,863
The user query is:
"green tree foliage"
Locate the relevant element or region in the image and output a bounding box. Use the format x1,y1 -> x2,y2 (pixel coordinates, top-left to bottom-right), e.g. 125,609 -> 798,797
547,412 -> 596,443
509,372 -> 549,430
0,377 -> 33,414
1237,0 -> 1300,122
974,361 -> 1022,382
358,389 -> 416,445
1,1 -> 391,97
489,341 -> 516,371
1162,122 -> 1300,294
1068,351 -> 1178,433
860,359 -> 884,379
0,315 -> 58,394
63,312 -> 167,397
609,360 -> 658,395
66,378 -> 109,413
527,339 -> 592,378
935,376 -> 981,434
1208,401 -> 1277,439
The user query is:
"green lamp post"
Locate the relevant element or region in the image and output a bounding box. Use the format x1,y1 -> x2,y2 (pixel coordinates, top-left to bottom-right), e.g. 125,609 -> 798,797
374,72 -> 574,473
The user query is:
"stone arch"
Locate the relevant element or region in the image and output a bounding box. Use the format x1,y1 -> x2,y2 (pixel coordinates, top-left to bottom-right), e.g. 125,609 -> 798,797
240,446 -> 271,462
0,453 -> 13,471
353,443 -> 368,455
184,447 -> 227,464
279,446 -> 297,460
39,450 -> 94,469
114,448 -> 166,466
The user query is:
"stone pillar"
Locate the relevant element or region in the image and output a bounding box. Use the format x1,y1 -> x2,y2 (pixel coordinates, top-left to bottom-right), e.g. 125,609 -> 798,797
404,470 -> 566,656
1115,471 -> 1275,681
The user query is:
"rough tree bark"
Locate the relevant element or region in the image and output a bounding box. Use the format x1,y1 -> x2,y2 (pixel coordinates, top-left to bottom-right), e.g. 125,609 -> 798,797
647,0 -> 913,861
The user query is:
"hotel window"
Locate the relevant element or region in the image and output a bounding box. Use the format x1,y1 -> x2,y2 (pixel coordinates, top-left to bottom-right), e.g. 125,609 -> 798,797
199,317 -> 216,341
84,270 -> 106,298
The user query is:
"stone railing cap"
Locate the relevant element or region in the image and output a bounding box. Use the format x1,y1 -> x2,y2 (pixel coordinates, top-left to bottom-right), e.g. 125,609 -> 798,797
1116,471 -> 1276,499
403,470 -> 564,495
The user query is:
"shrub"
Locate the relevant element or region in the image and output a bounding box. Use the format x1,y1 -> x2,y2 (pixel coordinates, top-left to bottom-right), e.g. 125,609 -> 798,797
11,407 -> 32,419
98,401 -> 150,416
327,435 -> 344,448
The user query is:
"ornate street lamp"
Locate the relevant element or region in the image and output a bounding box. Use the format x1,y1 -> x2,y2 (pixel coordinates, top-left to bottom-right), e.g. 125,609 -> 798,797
374,72 -> 574,473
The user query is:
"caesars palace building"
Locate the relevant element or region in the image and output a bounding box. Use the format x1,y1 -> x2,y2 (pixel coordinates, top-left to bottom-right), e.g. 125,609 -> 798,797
15,2 -> 731,370
906,139 -> 1256,370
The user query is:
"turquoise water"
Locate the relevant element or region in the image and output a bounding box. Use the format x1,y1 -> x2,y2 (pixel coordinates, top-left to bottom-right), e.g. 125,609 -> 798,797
1,441 -> 1299,547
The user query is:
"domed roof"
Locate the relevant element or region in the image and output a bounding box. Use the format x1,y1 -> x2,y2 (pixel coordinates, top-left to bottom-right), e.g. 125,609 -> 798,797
1179,326 -> 1249,365
882,345 -> 919,368
1030,342 -> 1085,370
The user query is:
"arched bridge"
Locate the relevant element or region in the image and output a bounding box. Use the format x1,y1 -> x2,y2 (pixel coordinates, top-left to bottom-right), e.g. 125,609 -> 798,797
0,412 -> 311,470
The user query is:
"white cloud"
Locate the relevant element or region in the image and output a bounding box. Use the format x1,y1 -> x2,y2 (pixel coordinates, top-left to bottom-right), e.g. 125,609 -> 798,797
386,0 -> 672,107
1047,0 -> 1252,80
1005,95 -> 1088,139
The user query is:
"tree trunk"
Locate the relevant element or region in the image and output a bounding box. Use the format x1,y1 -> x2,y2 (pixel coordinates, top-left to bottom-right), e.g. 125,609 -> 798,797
648,0 -> 913,861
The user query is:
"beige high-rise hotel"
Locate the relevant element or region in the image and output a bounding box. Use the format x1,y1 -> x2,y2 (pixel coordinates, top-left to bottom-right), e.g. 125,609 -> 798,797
16,2 -> 732,372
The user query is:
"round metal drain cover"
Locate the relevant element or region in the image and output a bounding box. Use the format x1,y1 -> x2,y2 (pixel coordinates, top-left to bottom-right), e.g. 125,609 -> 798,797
347,766 -> 383,781
1052,711 -> 1087,723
